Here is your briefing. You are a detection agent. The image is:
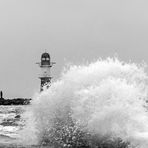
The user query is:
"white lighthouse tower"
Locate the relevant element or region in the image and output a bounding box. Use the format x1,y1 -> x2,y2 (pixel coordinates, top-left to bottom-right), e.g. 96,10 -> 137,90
37,52 -> 55,91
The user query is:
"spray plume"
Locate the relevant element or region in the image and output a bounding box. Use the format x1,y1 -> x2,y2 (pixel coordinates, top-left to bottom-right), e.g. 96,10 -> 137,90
25,58 -> 148,148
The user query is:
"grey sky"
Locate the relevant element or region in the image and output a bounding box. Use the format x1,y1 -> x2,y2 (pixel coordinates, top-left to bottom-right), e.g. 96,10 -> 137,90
0,0 -> 148,98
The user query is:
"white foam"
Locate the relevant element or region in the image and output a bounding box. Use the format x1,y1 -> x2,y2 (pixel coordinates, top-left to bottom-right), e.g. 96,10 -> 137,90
26,58 -> 148,147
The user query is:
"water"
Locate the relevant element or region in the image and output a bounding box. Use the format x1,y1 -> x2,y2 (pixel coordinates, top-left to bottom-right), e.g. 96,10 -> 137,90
0,106 -> 38,147
0,106 -> 25,145
1,58 -> 148,148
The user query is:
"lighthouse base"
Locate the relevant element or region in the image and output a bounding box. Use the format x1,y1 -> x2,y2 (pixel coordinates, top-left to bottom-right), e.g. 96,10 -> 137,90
40,77 -> 51,91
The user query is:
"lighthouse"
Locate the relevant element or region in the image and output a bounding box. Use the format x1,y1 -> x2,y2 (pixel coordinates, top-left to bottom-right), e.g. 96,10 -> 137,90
37,52 -> 55,91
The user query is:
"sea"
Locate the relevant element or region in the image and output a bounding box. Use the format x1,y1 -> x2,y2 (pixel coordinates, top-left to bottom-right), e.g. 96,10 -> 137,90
0,105 -> 35,148
1,58 -> 148,148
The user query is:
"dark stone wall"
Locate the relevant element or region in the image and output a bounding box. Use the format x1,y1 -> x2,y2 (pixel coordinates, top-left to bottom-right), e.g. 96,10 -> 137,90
0,98 -> 31,105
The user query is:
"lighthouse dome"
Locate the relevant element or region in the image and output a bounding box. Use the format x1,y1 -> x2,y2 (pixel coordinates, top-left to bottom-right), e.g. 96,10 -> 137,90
41,52 -> 50,58
41,52 -> 50,65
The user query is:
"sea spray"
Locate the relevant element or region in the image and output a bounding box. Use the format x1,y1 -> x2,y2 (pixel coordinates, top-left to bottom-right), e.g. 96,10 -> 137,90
16,105 -> 38,146
29,58 -> 148,147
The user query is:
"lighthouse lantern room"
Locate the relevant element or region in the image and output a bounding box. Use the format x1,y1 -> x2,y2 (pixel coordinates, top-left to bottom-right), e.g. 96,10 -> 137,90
37,52 -> 55,91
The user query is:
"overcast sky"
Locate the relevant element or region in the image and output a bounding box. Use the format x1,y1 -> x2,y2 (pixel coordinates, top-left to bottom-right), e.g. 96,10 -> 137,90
0,0 -> 148,98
